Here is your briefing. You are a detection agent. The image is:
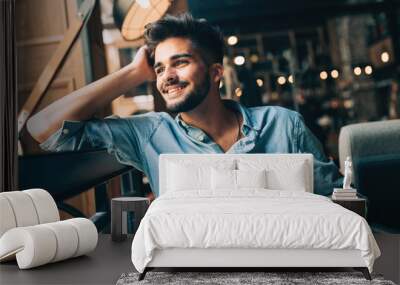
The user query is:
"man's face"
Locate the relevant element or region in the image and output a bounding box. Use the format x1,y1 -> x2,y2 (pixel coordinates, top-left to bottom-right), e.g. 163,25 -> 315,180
153,37 -> 211,112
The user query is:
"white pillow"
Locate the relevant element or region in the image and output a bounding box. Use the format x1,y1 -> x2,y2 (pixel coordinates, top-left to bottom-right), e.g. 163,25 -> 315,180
237,169 -> 267,189
266,161 -> 307,191
211,168 -> 236,190
167,160 -> 235,192
211,168 -> 267,190
238,159 -> 308,192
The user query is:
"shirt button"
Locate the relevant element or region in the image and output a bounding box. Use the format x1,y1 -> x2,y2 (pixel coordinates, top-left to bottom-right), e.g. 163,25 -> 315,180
62,129 -> 69,135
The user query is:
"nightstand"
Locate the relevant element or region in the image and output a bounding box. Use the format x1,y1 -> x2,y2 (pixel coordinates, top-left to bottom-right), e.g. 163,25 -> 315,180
331,196 -> 367,218
111,197 -> 149,242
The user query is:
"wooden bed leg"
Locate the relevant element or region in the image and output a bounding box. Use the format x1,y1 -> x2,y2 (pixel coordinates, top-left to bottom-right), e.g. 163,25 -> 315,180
354,267 -> 372,280
138,268 -> 148,281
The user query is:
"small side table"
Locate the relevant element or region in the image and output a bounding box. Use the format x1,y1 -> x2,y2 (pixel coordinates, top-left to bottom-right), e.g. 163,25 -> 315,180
331,196 -> 367,218
111,197 -> 149,242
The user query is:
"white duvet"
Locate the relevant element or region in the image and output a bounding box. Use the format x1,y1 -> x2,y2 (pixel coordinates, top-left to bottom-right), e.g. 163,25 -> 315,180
131,190 -> 380,273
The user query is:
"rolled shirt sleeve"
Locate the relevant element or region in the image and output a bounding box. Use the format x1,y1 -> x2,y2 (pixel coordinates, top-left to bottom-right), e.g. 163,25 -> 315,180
39,113 -> 162,172
295,114 -> 343,196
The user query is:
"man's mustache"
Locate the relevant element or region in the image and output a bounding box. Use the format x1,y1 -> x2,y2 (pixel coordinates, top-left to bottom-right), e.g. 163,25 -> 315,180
162,81 -> 189,92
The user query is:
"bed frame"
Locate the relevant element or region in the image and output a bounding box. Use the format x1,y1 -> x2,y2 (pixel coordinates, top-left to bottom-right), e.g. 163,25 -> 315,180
138,154 -> 371,280
141,248 -> 371,280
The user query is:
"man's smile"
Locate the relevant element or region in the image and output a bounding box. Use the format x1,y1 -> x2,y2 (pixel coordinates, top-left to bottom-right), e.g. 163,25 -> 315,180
164,83 -> 188,98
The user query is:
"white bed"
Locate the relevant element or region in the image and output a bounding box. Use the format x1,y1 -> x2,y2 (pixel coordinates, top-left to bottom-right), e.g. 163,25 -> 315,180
131,154 -> 380,280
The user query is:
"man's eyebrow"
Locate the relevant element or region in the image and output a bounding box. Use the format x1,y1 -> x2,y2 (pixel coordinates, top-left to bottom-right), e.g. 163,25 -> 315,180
170,53 -> 193,60
153,53 -> 194,69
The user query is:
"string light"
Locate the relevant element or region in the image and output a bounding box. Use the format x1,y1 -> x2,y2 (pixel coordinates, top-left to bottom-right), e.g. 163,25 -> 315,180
234,56 -> 245,66
320,71 -> 328,80
331,70 -> 339,79
353,67 -> 362,76
250,54 -> 259,63
344,99 -> 354,109
256,79 -> 264,87
288,75 -> 294,84
381,52 -> 390,63
227,36 -> 238,46
233,55 -> 246,65
277,76 -> 286,85
365,65 -> 373,75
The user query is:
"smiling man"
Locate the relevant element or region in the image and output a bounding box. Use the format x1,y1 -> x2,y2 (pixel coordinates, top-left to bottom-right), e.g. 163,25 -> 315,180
153,46 -> 210,113
27,13 -> 343,197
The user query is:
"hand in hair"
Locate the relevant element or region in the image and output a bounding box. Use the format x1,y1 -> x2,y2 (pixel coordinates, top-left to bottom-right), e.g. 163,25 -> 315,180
27,45 -> 157,144
130,45 -> 156,82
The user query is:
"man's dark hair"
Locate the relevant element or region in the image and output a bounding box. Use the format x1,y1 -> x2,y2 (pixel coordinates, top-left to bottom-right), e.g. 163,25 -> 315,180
144,13 -> 225,65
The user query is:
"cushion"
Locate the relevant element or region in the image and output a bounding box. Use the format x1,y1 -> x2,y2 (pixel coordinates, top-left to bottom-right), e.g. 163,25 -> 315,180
0,191 -> 39,228
211,168 -> 267,190
211,168 -> 237,190
267,161 -> 307,191
0,189 -> 60,238
42,221 -> 79,262
0,196 -> 16,237
23,189 -> 60,224
237,169 -> 267,189
0,218 -> 97,269
238,159 -> 308,191
166,159 -> 236,192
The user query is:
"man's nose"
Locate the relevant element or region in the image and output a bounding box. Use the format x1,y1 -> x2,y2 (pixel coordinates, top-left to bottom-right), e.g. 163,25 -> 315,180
163,67 -> 178,84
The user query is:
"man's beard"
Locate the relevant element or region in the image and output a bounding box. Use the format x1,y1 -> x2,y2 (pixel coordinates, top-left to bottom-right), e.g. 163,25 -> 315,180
165,73 -> 210,113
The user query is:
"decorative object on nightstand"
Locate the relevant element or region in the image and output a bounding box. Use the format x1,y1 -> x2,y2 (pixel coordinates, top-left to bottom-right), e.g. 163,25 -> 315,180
332,188 -> 358,199
111,197 -> 149,242
333,157 -> 359,200
332,158 -> 366,217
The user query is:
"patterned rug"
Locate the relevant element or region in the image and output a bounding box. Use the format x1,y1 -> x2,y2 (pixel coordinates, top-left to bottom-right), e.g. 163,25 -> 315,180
116,271 -> 396,285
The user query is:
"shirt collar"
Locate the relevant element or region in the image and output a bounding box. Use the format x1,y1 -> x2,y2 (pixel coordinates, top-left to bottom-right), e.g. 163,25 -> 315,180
175,100 -> 261,139
175,113 -> 209,142
223,100 -> 261,132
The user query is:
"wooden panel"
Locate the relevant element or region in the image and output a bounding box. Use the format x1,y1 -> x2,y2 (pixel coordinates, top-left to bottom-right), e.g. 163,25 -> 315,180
17,0 -> 99,220
18,78 -> 76,114
16,0 -> 68,41
17,43 -> 84,90
17,0 -> 86,137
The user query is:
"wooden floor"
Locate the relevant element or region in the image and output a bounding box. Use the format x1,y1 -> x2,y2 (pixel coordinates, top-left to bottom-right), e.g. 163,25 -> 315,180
0,235 -> 134,285
373,232 -> 400,284
0,233 -> 398,284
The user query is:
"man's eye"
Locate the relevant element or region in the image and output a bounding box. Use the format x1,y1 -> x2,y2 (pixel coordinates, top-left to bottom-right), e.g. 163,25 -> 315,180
175,60 -> 188,67
155,67 -> 164,75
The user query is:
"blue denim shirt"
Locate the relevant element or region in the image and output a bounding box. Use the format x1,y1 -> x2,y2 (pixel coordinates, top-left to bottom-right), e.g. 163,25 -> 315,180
40,100 -> 343,196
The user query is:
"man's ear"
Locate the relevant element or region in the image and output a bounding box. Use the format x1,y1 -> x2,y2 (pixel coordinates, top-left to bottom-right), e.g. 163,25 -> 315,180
210,63 -> 224,83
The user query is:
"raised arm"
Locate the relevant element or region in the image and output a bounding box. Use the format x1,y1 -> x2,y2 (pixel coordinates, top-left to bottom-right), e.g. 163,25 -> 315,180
27,46 -> 156,144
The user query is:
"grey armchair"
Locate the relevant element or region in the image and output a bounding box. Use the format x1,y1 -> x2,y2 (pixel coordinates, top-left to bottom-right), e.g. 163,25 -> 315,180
338,119 -> 400,232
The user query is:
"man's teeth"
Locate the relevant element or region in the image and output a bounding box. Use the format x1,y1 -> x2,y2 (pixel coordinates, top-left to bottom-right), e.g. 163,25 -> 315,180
168,86 -> 184,94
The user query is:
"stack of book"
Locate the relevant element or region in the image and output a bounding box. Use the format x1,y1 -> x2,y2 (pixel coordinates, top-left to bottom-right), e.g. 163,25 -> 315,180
332,188 -> 358,200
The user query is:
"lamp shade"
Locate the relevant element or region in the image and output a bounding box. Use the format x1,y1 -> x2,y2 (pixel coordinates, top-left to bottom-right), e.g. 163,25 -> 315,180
113,0 -> 173,41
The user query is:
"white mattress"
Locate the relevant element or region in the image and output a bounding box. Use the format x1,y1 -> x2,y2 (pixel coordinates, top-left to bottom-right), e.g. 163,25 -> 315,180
131,190 -> 380,273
